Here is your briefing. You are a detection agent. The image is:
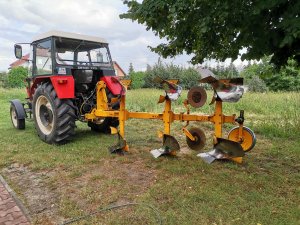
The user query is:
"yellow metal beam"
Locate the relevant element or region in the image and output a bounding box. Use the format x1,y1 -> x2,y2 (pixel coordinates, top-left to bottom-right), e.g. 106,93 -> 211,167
96,81 -> 109,111
214,100 -> 223,138
182,127 -> 196,141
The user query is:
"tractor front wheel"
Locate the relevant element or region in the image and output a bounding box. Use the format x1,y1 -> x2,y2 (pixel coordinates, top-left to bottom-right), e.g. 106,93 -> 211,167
33,82 -> 76,144
10,105 -> 25,130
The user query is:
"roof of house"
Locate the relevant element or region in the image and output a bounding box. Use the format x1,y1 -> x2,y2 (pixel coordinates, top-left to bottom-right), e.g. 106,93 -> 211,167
9,54 -> 30,68
196,67 -> 216,78
113,61 -> 127,76
32,30 -> 108,44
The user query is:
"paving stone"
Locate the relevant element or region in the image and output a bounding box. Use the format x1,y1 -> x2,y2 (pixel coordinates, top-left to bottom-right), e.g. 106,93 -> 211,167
5,216 -> 29,225
0,202 -> 16,211
0,213 -> 14,223
0,178 -> 30,225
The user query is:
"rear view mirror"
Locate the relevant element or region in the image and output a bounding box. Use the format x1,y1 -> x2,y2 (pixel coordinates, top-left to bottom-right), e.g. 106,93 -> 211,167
14,44 -> 22,59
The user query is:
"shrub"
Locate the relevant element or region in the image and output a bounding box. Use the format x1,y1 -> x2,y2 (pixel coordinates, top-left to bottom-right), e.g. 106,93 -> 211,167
6,67 -> 28,88
0,72 -> 8,88
247,75 -> 268,92
130,71 -> 146,89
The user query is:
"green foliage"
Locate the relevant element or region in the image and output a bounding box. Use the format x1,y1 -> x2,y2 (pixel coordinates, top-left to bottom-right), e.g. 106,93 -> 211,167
0,72 -> 8,88
265,59 -> 300,91
121,0 -> 300,67
128,62 -> 134,75
143,59 -> 200,89
247,76 -> 268,93
208,62 -> 239,79
6,67 -> 28,88
179,68 -> 202,89
241,57 -> 300,91
129,71 -> 146,89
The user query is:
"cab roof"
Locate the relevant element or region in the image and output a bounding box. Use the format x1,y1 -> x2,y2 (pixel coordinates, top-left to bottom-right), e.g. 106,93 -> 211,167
32,30 -> 108,44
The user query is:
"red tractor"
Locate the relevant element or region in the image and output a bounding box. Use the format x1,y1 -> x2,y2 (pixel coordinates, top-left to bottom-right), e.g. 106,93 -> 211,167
11,31 -> 122,144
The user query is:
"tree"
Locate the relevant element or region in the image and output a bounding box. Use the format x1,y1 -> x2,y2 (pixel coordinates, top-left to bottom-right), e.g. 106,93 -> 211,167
128,62 -> 134,75
121,0 -> 300,67
143,60 -> 201,89
241,57 -> 300,91
208,62 -> 239,79
6,67 -> 28,88
146,64 -> 152,71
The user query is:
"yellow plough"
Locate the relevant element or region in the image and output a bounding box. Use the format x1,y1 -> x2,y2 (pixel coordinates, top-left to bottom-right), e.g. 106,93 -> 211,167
85,75 -> 256,164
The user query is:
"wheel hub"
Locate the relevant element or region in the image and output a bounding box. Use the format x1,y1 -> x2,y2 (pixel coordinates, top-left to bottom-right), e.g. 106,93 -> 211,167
35,95 -> 54,135
39,105 -> 53,126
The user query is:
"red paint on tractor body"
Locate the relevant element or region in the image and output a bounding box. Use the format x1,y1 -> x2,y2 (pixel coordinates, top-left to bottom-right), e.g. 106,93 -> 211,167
101,76 -> 124,96
27,75 -> 75,100
50,76 -> 75,99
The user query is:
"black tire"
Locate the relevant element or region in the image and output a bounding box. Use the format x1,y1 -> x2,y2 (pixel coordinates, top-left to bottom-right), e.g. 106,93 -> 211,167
32,82 -> 76,144
10,105 -> 25,130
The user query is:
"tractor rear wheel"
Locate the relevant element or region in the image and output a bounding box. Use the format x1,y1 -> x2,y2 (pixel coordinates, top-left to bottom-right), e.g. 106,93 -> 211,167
33,82 -> 76,144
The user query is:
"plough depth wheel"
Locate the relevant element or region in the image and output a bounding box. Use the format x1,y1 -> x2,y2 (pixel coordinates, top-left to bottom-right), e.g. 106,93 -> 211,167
186,127 -> 206,151
187,86 -> 207,108
228,126 -> 256,152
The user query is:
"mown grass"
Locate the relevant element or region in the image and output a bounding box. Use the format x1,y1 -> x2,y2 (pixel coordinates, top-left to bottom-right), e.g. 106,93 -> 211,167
0,88 -> 299,225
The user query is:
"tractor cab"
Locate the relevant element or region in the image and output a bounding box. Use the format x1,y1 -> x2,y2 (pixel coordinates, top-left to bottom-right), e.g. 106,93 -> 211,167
16,30 -> 115,76
12,31 -> 123,144
37,31 -> 115,77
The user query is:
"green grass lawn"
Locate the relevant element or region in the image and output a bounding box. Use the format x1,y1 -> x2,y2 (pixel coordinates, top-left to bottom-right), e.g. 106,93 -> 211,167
0,88 -> 299,225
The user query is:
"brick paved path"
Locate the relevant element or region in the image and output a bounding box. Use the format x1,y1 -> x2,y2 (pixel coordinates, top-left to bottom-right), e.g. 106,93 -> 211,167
0,177 -> 30,225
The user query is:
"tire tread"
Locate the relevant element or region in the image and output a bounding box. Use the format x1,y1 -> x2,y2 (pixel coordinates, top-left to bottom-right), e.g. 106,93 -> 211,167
33,82 -> 76,144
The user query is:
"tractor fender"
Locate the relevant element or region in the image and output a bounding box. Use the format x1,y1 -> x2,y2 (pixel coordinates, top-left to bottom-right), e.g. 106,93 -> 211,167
101,76 -> 125,96
29,76 -> 75,99
9,99 -> 26,119
50,76 -> 75,99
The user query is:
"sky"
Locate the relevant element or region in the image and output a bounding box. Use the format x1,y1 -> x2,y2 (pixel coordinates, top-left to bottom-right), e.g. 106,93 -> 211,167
0,0 -> 246,73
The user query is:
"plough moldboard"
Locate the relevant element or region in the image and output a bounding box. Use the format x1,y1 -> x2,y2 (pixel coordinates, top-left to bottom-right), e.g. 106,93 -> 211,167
85,75 -> 256,164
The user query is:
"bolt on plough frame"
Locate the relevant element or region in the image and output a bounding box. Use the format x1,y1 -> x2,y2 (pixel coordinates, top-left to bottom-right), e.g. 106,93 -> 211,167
85,76 -> 256,164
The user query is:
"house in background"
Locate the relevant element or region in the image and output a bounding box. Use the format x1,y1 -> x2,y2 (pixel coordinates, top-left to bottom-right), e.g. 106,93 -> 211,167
9,55 -> 127,78
9,54 -> 30,69
113,61 -> 127,77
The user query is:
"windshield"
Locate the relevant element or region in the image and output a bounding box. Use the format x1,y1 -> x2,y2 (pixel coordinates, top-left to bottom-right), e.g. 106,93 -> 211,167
54,37 -> 112,67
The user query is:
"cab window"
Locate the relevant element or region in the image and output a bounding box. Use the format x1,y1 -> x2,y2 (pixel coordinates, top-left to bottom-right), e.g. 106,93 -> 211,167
35,39 -> 52,75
